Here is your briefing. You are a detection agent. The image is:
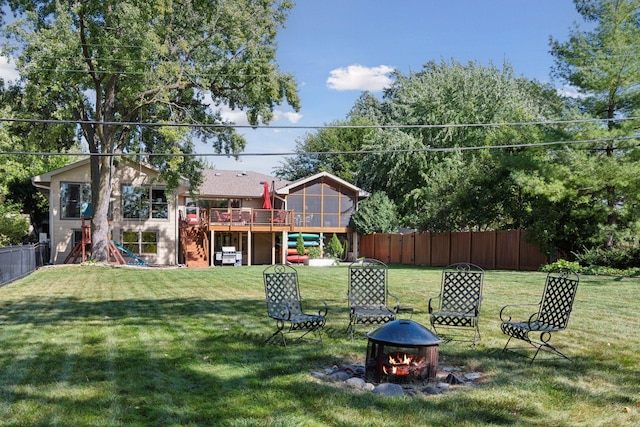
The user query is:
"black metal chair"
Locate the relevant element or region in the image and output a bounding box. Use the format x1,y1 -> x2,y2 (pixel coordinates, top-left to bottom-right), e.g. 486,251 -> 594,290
500,269 -> 580,362
347,258 -> 400,339
428,262 -> 484,345
263,264 -> 328,346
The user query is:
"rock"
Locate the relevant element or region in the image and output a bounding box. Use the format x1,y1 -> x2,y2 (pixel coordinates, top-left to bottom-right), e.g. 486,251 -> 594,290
345,377 -> 367,390
422,385 -> 442,395
373,383 -> 405,397
363,382 -> 375,392
445,373 -> 465,385
464,372 -> 482,380
328,370 -> 352,382
436,382 -> 450,390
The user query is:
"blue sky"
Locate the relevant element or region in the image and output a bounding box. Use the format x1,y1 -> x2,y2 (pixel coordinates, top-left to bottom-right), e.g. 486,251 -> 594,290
0,1 -> 586,175
213,0 -> 585,175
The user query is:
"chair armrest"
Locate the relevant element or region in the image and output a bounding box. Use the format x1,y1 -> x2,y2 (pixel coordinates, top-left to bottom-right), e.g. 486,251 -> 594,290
428,294 -> 441,314
499,303 -> 539,322
388,292 -> 401,313
317,300 -> 328,317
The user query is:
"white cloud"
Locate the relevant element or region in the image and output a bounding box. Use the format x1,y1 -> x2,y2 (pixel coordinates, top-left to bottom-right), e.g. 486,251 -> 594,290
273,110 -> 302,124
327,64 -> 394,92
0,56 -> 21,84
557,85 -> 587,99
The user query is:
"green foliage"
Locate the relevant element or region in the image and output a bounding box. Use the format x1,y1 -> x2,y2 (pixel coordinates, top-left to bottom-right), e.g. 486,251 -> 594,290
541,259 -> 640,277
574,246 -> 640,269
274,117 -> 375,182
351,191 -> 399,234
548,0 -> 640,249
307,246 -> 321,259
352,60 -> 566,232
1,0 -> 299,261
325,234 -> 344,259
296,233 -> 305,256
0,202 -> 30,246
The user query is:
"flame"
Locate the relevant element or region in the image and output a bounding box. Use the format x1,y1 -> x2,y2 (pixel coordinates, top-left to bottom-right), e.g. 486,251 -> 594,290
383,352 -> 426,376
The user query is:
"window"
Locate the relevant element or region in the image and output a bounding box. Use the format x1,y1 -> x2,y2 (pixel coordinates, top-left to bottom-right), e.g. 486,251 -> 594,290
61,183 -> 91,219
122,186 -> 167,220
122,230 -> 158,254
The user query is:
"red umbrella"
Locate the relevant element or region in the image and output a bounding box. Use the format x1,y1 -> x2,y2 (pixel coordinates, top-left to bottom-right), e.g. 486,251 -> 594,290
262,181 -> 272,209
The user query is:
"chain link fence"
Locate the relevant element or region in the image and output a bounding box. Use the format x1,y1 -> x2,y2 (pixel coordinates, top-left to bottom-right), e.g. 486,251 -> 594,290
0,243 -> 50,287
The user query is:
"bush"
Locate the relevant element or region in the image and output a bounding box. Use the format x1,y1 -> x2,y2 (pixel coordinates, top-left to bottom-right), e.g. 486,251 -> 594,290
0,203 -> 30,246
325,234 -> 344,259
307,247 -> 321,259
574,246 -> 640,269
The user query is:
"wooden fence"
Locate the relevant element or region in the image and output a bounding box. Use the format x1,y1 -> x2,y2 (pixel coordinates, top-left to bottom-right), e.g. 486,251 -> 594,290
359,230 -> 548,271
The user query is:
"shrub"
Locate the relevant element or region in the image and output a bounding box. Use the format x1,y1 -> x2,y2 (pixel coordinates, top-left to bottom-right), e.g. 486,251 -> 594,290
307,247 -> 321,259
325,234 -> 344,259
574,246 -> 640,269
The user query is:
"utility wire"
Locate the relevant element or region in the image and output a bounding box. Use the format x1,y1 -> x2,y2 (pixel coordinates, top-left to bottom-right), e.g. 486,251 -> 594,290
0,116 -> 638,129
0,136 -> 636,157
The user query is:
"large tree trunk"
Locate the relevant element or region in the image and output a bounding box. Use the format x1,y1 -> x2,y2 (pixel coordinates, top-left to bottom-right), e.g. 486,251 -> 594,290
91,155 -> 113,262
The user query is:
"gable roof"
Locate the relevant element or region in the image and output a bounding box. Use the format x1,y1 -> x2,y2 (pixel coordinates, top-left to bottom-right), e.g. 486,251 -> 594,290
276,171 -> 369,198
198,169 -> 290,198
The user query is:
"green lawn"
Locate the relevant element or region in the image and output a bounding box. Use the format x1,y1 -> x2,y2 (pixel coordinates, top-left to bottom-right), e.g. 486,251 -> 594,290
0,264 -> 638,426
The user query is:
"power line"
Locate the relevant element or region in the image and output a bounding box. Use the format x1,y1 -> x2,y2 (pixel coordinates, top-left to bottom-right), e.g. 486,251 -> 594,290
0,116 -> 638,129
0,136 -> 636,158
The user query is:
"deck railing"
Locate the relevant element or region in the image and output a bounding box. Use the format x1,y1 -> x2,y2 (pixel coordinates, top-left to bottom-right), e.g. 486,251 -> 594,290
209,208 -> 293,227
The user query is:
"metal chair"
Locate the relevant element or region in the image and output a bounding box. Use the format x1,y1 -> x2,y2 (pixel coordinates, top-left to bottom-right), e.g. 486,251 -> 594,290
500,269 -> 580,362
263,264 -> 328,346
428,262 -> 484,345
347,258 -> 400,339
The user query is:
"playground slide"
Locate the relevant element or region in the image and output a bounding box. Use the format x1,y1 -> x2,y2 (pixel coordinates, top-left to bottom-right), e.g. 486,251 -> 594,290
111,240 -> 147,266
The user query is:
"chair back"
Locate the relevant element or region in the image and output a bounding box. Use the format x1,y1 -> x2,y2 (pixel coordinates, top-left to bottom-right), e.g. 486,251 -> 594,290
264,264 -> 303,319
538,270 -> 580,329
439,263 -> 484,313
348,258 -> 388,307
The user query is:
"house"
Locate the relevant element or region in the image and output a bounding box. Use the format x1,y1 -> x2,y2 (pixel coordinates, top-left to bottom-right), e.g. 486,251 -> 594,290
32,159 -> 369,266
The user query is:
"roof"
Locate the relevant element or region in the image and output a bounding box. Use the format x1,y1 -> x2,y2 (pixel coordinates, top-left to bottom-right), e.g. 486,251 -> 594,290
276,171 -> 369,198
199,170 -> 291,198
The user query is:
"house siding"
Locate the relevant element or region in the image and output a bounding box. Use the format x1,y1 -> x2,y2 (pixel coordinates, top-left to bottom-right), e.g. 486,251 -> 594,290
48,161 -> 178,265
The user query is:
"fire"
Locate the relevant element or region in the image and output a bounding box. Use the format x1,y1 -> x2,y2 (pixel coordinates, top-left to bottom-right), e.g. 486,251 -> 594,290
382,352 -> 426,376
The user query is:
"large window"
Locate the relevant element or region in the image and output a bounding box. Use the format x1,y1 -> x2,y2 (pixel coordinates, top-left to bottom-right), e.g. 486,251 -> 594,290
61,183 -> 91,219
122,186 -> 168,219
288,178 -> 357,228
122,230 -> 158,254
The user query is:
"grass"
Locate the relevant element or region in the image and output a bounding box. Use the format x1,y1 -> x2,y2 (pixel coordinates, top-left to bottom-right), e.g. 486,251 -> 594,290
0,264 -> 638,427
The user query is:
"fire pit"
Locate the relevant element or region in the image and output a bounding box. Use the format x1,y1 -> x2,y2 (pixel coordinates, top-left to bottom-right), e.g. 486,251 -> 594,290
365,319 -> 441,384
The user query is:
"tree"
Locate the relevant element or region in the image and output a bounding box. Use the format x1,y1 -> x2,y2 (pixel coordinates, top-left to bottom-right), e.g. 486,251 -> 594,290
0,202 -> 30,246
355,60 -> 566,231
350,191 -> 399,235
0,81 -> 77,237
325,233 -> 344,259
1,0 -> 300,261
274,116 -> 375,182
550,0 -> 640,249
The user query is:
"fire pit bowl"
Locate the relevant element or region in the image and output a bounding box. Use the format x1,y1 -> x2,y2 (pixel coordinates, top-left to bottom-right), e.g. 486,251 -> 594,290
365,319 -> 441,384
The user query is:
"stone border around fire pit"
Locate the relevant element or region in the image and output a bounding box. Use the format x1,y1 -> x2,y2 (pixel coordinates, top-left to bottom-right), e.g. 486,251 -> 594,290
311,363 -> 483,397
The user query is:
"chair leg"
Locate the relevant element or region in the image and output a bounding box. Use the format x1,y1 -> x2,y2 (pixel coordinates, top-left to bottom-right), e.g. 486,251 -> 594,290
265,329 -> 287,347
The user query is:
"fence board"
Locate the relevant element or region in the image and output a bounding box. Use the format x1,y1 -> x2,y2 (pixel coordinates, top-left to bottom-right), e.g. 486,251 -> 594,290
471,231 -> 496,269
519,232 -> 548,271
389,234 -> 403,264
450,232 -> 471,263
414,232 -> 431,265
374,234 -> 391,264
431,232 -> 451,266
401,233 -> 415,265
496,230 -> 519,270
